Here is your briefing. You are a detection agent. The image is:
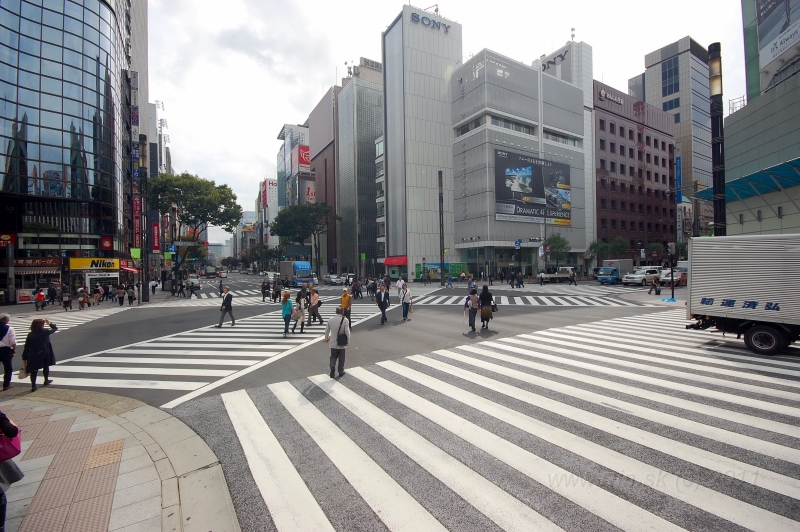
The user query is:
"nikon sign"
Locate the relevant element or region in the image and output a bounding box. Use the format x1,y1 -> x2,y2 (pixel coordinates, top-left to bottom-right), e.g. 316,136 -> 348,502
70,258 -> 120,270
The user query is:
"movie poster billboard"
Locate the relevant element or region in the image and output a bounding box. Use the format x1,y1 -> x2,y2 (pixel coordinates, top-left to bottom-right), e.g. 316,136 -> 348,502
494,149 -> 571,226
757,0 -> 800,88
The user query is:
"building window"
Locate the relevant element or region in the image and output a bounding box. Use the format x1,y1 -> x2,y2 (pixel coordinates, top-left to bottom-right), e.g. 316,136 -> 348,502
662,97 -> 680,112
646,153 -> 652,164
611,200 -> 617,211
629,130 -> 634,140
599,118 -> 605,131
639,203 -> 644,214
621,220 -> 627,230
544,129 -> 582,147
662,157 -> 666,168
600,159 -> 606,170
661,55 -> 679,97
601,198 -> 607,209
647,222 -> 652,233
376,202 -> 385,217
610,123 -> 616,134
601,218 -> 607,229
661,141 -> 666,151
610,161 -> 616,173
600,139 -> 606,150
620,164 -> 626,175
600,178 -> 606,189
629,147 -> 634,158
638,168 -> 643,179
376,182 -> 385,197
653,138 -> 659,150
646,188 -> 652,197
610,181 -> 616,191
663,207 -> 667,216
630,203 -> 636,213
646,135 -> 651,146
610,142 -> 616,154
638,150 -> 643,161
458,124 -> 470,136
639,186 -> 643,196
647,205 -> 652,215
611,219 -> 617,229
376,140 -> 384,157
490,116 -> 532,134
376,160 -> 385,177
662,175 -> 667,184
647,170 -> 651,180
638,132 -> 643,143
620,183 -> 626,193
639,221 -> 645,232
621,201 -> 626,210
629,166 -> 635,177
619,126 -> 625,138
377,222 -> 386,237
674,113 -> 680,123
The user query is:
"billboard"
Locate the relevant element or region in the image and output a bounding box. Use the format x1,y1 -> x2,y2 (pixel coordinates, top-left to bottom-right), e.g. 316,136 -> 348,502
494,150 -> 571,226
267,179 -> 278,207
757,0 -> 800,86
300,179 -> 316,204
291,145 -> 311,175
261,180 -> 267,208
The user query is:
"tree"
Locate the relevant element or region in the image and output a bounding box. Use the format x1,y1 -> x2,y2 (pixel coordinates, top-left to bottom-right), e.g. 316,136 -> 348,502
149,172 -> 242,276
584,239 -> 608,267
269,203 -> 340,276
545,233 -> 571,269
676,242 -> 688,260
647,242 -> 664,264
608,236 -> 630,259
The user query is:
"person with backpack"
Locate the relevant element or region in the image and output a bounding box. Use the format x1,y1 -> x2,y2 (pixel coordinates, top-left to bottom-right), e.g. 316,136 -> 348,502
126,286 -> 136,305
464,288 -> 480,332
34,289 -> 45,311
324,305 -> 351,378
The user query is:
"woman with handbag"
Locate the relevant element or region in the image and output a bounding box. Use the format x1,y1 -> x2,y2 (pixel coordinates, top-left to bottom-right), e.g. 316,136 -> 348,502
0,409 -> 23,531
281,291 -> 293,338
21,319 -> 58,391
478,285 -> 494,330
400,283 -> 413,321
291,291 -> 306,334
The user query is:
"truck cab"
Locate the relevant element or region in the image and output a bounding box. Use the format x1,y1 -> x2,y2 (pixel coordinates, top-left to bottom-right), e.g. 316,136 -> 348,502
596,266 -> 620,285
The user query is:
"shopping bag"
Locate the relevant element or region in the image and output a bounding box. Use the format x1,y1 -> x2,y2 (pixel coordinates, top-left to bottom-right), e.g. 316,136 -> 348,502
0,429 -> 22,461
17,367 -> 27,380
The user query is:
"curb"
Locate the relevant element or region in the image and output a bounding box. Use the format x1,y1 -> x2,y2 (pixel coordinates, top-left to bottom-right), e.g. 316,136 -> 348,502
0,388 -> 240,532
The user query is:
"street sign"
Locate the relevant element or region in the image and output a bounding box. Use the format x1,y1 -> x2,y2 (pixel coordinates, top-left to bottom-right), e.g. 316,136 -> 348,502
514,240 -> 521,249
172,241 -> 202,247
360,253 -> 366,260
168,245 -> 177,252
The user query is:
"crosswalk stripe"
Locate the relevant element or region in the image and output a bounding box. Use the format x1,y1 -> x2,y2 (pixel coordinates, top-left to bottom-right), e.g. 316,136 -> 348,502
222,390 -> 335,531
77,357 -> 253,366
348,365 -> 683,532
43,377 -> 207,390
106,349 -> 277,357
379,360 -> 796,531
415,353 -> 800,498
48,365 -> 234,377
269,381 -> 448,531
309,374 -> 562,532
523,296 -> 539,305
430,348 -> 800,464
469,341 -> 799,437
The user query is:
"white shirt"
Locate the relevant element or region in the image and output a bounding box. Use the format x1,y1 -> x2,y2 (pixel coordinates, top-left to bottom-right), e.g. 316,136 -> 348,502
396,279 -> 404,290
0,324 -> 16,349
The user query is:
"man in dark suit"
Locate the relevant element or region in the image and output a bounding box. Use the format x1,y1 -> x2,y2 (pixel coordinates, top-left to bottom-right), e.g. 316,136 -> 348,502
376,284 -> 391,325
216,287 -> 235,327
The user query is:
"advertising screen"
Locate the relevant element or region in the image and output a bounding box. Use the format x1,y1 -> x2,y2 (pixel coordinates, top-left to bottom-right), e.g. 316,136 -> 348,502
757,0 -> 800,84
494,150 -> 571,226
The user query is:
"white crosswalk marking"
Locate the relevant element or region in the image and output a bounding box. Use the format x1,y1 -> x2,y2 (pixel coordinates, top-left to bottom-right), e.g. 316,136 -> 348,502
208,309 -> 800,531
7,306 -> 131,333
411,293 -> 650,307
46,305 -> 377,392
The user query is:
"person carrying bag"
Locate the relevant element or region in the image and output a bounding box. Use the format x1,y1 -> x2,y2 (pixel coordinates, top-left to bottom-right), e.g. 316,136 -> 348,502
325,306 -> 351,379
0,409 -> 23,532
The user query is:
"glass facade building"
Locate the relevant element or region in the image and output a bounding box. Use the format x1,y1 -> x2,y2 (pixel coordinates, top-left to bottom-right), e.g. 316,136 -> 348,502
0,0 -> 127,248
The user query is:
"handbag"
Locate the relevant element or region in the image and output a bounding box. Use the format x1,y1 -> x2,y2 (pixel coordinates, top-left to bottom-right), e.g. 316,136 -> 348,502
17,367 -> 27,380
0,428 -> 21,461
336,316 -> 348,346
491,300 -> 499,312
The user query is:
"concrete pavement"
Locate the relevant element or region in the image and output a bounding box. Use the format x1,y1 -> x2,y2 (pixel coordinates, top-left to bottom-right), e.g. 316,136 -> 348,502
0,388 -> 239,532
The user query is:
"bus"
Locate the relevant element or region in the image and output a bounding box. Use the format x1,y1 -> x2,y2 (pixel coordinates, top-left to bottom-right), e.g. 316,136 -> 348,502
205,266 -> 218,278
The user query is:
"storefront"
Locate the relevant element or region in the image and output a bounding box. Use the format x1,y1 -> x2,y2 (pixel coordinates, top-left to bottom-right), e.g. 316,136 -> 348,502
68,258 -> 137,294
0,258 -> 63,304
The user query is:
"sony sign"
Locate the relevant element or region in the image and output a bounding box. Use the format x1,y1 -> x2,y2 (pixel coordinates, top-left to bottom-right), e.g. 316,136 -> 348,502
598,89 -> 624,105
541,50 -> 568,71
410,12 -> 451,33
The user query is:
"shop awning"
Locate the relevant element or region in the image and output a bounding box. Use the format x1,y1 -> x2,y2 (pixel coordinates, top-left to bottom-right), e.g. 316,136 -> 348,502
383,256 -> 407,266
0,267 -> 60,275
696,157 -> 800,202
120,266 -> 138,272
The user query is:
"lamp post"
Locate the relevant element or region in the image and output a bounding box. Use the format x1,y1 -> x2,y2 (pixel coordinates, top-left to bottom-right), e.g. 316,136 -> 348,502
438,171 -> 445,287
422,257 -> 427,285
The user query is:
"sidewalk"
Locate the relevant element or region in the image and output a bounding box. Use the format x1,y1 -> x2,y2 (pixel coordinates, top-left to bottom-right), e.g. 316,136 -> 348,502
0,389 -> 239,532
2,288 -> 175,316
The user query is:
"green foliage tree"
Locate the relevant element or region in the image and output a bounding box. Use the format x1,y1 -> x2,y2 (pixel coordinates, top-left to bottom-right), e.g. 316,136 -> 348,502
608,236 -> 631,259
149,172 -> 242,275
269,203 -> 340,276
545,233 -> 571,269
647,242 -> 665,264
584,239 -> 608,267
675,242 -> 688,260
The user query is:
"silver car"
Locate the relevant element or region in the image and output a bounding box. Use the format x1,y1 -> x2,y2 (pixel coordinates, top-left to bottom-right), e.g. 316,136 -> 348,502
622,268 -> 661,286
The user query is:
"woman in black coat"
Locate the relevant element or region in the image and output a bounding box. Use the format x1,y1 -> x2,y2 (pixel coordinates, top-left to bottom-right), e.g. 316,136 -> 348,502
22,318 -> 57,391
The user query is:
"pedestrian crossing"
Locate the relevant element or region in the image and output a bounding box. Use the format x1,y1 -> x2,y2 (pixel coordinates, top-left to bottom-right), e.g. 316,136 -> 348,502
43,305 -> 378,393
196,309 -> 800,531
6,306 -> 131,333
412,293 -> 648,307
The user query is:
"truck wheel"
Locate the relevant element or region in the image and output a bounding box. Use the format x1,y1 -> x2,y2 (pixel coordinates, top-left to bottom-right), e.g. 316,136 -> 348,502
744,326 -> 787,356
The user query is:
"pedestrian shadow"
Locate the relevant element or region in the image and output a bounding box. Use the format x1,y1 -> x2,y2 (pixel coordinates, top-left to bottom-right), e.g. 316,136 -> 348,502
462,328 -> 499,339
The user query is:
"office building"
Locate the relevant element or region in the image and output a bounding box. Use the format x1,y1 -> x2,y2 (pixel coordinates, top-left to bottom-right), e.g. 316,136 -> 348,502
628,37 -> 713,235
337,59 -> 383,277
451,48 -> 590,277
0,0 -> 148,301
695,2 -> 800,235
308,85 -> 340,272
381,5 -> 462,279
593,80 -> 675,265
276,123 -> 309,207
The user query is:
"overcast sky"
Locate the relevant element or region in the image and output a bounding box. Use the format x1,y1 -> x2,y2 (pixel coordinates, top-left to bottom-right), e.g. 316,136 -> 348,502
148,0 -> 746,245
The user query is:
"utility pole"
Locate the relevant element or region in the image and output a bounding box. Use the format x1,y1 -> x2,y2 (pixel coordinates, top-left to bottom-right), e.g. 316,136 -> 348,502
438,171 -> 445,287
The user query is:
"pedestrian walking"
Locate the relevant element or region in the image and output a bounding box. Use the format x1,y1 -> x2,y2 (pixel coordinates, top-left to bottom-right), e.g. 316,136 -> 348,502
517,272 -> 524,288
0,408 -> 24,531
396,277 -> 404,298
648,274 -> 660,295
93,284 -> 101,305
446,274 -> 453,289
307,288 -> 323,326
272,282 -> 281,303
77,288 -> 86,310
47,285 -> 57,305
216,287 -> 235,327
399,283 -> 413,321
150,279 -> 158,294
62,292 -> 72,311
177,281 -> 185,298
21,318 -> 57,391
539,270 -> 545,286
117,285 -> 126,306
126,286 -> 135,305
463,288 -> 480,332
261,280 -> 268,302
34,289 -> 44,311
281,291 -> 293,337
341,287 -> 352,326
376,284 -> 391,325
105,283 -> 113,302
324,305 -> 350,378
219,279 -> 224,297
569,271 -> 578,286
0,314 -> 17,391
478,285 -> 494,330
291,290 -> 305,334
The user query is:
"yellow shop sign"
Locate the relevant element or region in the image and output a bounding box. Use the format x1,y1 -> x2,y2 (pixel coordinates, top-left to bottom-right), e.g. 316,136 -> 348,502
70,258 -> 120,269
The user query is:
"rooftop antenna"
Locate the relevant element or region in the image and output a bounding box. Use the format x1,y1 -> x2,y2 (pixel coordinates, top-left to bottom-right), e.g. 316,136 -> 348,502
571,28 -> 575,41
424,4 -> 438,14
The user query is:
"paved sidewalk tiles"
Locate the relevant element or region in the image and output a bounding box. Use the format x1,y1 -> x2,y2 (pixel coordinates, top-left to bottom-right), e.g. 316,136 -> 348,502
0,389 -> 240,532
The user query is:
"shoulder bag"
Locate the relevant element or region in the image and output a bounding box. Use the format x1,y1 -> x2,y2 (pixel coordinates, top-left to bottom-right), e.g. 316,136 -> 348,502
336,317 -> 348,346
0,428 -> 22,461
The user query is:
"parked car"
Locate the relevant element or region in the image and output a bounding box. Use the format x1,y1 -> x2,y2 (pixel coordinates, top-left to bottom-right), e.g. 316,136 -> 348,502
659,270 -> 687,286
622,268 -> 661,286
327,274 -> 344,285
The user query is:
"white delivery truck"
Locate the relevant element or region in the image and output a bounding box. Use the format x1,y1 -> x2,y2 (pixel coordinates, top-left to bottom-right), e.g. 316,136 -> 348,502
686,234 -> 800,355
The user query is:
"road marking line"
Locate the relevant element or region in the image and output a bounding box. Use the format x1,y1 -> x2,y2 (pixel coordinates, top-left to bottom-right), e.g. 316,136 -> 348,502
49,377 -> 207,391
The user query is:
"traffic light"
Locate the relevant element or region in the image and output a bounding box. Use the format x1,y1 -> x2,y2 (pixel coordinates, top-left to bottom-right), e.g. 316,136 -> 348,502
667,242 -> 676,255
203,241 -> 209,247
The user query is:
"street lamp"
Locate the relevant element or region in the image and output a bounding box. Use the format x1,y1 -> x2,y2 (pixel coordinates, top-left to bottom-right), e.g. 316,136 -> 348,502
422,257 -> 427,285
438,171 -> 445,287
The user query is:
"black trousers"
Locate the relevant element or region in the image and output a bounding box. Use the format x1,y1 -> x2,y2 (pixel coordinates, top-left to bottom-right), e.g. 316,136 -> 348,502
379,306 -> 388,323
29,367 -> 49,386
330,348 -> 345,374
0,347 -> 13,389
